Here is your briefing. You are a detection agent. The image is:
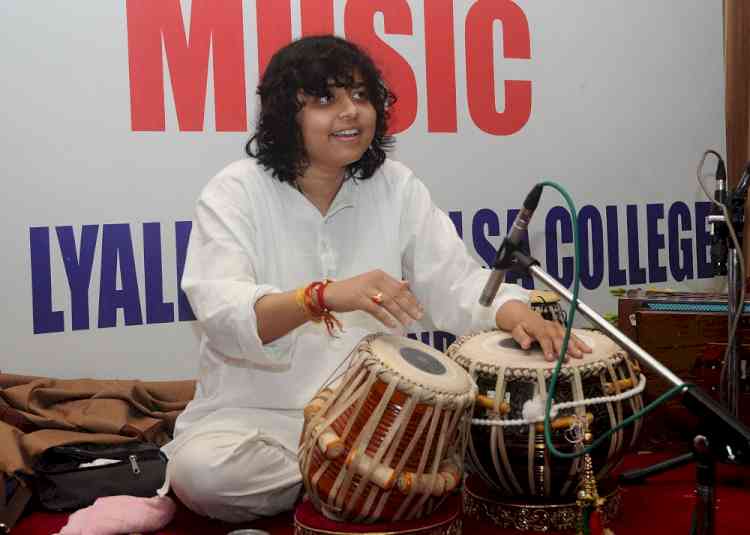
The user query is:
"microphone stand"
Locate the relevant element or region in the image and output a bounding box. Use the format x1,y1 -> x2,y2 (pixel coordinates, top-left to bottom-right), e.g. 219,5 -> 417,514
721,167 -> 750,419
494,240 -> 750,535
723,242 -> 743,419
609,165 -> 749,530
616,187 -> 746,487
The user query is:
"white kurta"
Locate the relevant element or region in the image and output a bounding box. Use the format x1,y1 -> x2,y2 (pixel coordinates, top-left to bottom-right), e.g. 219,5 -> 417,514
171,157 -> 529,453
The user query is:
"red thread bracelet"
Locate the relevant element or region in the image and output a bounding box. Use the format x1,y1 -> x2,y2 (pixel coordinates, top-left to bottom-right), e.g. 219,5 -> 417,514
316,279 -> 332,312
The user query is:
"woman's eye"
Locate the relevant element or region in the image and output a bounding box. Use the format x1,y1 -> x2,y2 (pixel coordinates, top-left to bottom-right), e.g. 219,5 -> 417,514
316,95 -> 332,105
352,90 -> 368,101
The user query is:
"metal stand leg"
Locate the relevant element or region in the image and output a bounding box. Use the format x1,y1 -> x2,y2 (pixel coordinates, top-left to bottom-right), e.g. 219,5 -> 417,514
619,452 -> 695,484
691,436 -> 716,535
724,249 -> 742,420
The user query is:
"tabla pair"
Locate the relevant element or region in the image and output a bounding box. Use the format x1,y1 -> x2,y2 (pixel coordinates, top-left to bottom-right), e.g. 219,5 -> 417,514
298,324 -> 644,525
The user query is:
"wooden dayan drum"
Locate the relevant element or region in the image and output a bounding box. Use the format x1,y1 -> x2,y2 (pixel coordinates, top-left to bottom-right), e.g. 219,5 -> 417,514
446,329 -> 644,499
299,334 -> 476,523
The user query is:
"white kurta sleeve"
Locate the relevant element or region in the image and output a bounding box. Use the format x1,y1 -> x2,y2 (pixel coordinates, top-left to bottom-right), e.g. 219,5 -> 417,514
400,173 -> 529,335
181,175 -> 290,369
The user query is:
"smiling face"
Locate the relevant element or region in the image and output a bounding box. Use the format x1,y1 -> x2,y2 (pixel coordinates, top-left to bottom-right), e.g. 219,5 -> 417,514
296,73 -> 377,180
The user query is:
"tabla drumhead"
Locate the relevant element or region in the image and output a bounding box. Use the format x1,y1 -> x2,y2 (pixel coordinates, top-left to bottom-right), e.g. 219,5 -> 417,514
450,329 -> 622,370
368,334 -> 473,395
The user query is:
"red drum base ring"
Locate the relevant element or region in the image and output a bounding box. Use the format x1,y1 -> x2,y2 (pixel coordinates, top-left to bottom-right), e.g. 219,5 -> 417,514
294,493 -> 462,535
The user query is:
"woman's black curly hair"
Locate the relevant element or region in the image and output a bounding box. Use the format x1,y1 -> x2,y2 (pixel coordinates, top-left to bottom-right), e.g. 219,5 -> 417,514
245,35 -> 396,183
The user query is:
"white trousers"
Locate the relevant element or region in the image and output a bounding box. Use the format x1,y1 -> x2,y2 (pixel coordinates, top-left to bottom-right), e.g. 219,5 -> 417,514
160,408 -> 303,523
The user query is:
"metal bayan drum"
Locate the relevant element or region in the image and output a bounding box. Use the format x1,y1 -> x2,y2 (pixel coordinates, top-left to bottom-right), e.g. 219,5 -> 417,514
446,329 -> 645,499
299,334 -> 476,523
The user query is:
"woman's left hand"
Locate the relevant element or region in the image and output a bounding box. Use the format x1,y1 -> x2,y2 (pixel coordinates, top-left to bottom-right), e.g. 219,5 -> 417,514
497,300 -> 592,362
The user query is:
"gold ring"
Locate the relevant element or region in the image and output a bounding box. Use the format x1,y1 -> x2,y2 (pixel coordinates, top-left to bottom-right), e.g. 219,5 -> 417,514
371,292 -> 384,305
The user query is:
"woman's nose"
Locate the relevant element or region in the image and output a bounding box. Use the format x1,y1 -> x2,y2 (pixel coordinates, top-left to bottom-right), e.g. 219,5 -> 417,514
338,95 -> 358,118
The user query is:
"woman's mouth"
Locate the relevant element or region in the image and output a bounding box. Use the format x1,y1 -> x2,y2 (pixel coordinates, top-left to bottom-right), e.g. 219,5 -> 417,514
330,128 -> 361,140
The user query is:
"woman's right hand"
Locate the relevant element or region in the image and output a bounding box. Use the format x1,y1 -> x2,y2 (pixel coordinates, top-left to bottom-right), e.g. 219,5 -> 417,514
323,270 -> 424,329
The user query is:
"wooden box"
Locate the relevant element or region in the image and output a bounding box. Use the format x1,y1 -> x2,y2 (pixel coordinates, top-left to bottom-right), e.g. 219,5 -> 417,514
616,290 -> 750,447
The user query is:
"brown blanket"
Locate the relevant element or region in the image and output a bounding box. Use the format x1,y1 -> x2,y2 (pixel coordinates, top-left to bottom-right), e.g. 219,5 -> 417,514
0,373 -> 195,475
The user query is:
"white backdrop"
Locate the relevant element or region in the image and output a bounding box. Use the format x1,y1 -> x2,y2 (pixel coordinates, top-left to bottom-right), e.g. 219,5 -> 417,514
0,1 -> 725,379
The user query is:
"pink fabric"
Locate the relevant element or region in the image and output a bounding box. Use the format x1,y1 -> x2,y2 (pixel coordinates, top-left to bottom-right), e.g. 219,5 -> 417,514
54,495 -> 177,535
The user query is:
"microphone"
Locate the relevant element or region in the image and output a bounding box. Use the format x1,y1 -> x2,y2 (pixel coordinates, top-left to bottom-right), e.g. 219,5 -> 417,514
731,162 -> 750,206
479,184 -> 543,307
728,162 -> 750,246
710,157 -> 728,275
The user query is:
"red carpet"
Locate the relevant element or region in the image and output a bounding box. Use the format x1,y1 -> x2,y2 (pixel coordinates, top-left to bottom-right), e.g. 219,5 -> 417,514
11,451 -> 750,535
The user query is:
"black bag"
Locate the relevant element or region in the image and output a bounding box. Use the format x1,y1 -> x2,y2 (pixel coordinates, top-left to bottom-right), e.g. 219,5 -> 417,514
1,474 -> 32,533
33,442 -> 167,511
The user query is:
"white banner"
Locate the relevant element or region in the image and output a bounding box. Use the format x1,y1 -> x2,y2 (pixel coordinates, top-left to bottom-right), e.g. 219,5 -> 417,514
0,1 -> 725,379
